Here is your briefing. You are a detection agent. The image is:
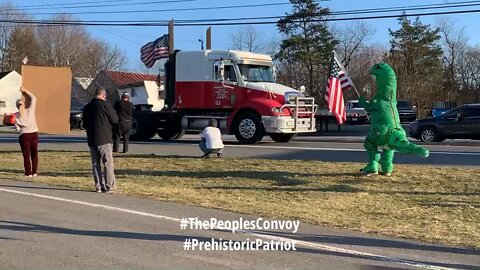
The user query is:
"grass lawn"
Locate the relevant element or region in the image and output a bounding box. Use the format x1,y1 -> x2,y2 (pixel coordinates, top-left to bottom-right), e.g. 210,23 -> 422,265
0,150 -> 478,249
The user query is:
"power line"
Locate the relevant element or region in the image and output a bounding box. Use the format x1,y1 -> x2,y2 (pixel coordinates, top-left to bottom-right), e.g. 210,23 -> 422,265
14,0 -> 159,8
3,7 -> 480,27
5,0 -> 480,20
3,2 -> 293,15
6,0 -> 480,15
10,0 -> 202,11
331,1 -> 480,16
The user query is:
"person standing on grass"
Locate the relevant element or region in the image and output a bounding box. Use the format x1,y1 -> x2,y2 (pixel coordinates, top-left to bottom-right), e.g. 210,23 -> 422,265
199,119 -> 224,158
15,87 -> 39,177
113,91 -> 134,153
82,87 -> 119,193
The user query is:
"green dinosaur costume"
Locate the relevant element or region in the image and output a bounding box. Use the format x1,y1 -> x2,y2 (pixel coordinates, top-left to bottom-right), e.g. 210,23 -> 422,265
358,63 -> 429,175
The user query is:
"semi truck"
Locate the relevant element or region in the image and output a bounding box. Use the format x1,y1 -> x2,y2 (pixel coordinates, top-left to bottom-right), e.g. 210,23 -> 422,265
130,49 -> 317,144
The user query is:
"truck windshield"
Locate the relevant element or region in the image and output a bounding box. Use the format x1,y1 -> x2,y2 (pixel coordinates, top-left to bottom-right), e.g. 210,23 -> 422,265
350,102 -> 362,109
238,64 -> 275,83
397,100 -> 412,109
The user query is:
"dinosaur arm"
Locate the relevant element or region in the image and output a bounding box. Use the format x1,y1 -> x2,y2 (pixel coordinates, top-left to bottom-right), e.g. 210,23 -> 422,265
358,96 -> 372,112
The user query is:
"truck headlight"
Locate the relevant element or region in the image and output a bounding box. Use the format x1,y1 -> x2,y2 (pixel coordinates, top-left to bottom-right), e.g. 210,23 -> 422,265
284,91 -> 304,104
272,107 -> 281,114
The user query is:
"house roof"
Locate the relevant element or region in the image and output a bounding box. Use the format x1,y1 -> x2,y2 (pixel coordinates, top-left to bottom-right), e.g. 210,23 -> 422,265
106,71 -> 157,88
0,71 -> 13,80
73,77 -> 94,90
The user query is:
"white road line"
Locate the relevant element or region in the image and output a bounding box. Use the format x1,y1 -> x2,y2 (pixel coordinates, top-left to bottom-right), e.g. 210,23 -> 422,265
0,187 -> 459,270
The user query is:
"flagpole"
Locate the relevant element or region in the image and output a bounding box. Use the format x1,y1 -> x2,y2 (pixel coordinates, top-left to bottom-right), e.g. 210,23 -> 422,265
333,51 -> 361,97
333,51 -> 370,121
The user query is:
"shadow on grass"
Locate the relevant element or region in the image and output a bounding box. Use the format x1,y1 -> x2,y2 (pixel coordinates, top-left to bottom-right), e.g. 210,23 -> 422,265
203,184 -> 365,193
420,200 -> 480,208
0,168 -> 90,178
203,184 -> 480,196
115,169 -> 314,186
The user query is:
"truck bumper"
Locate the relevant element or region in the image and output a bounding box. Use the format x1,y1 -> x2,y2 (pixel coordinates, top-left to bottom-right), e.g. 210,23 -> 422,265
262,116 -> 316,134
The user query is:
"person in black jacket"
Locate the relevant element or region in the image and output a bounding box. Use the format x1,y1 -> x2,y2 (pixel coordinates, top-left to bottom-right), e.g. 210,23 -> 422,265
113,91 -> 134,153
83,87 -> 119,193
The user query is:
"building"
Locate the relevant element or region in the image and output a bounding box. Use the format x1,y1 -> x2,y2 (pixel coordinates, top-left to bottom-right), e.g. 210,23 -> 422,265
71,77 -> 93,111
0,71 -> 22,116
87,70 -> 164,111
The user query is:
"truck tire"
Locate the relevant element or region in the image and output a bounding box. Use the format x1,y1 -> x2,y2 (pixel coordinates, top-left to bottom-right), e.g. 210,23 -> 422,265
157,127 -> 184,141
130,117 -> 156,141
269,133 -> 295,143
233,111 -> 264,144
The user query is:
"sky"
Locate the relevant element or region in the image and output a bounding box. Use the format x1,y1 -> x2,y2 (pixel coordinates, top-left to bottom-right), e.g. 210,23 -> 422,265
12,0 -> 480,71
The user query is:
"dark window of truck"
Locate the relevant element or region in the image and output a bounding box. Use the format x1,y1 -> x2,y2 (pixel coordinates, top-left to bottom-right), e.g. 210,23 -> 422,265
397,100 -> 412,109
224,65 -> 237,82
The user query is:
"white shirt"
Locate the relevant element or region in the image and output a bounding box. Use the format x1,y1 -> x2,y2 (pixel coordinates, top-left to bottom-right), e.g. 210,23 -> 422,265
201,126 -> 224,149
15,95 -> 39,135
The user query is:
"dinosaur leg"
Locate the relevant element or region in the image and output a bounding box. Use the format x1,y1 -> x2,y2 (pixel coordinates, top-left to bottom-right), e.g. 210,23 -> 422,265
361,135 -> 380,175
388,130 -> 430,158
380,149 -> 395,176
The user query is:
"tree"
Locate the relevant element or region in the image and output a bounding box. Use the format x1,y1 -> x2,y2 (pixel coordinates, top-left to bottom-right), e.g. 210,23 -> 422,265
0,1 -> 26,71
3,26 -> 41,72
388,16 -> 443,116
437,17 -> 469,100
230,26 -> 264,53
276,0 -> 337,99
456,46 -> 480,102
36,14 -> 91,71
79,40 -> 127,78
35,14 -> 127,77
335,21 -> 375,68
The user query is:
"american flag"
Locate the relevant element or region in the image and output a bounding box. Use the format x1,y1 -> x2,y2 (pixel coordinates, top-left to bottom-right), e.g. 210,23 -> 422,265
325,52 -> 353,125
140,34 -> 169,68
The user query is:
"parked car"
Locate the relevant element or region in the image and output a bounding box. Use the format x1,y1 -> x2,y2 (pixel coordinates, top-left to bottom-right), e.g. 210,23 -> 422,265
345,100 -> 369,124
397,100 -> 417,123
408,104 -> 480,142
70,110 -> 84,130
2,113 -> 16,126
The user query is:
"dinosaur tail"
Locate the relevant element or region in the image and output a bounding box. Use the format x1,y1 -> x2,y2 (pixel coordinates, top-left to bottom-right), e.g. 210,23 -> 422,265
389,130 -> 430,158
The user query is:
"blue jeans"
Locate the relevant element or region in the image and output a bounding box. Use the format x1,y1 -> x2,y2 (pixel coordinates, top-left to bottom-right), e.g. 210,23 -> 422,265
199,140 -> 223,155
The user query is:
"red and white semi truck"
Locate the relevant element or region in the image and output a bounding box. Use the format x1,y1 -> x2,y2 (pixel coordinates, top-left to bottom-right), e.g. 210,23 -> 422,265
131,49 -> 317,144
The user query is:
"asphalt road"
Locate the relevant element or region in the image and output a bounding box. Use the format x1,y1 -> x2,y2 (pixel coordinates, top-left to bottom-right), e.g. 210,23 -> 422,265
1,179 -> 478,269
1,130 -> 480,166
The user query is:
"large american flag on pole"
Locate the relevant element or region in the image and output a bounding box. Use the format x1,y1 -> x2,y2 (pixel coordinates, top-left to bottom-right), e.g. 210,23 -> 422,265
140,34 -> 169,68
325,52 -> 353,125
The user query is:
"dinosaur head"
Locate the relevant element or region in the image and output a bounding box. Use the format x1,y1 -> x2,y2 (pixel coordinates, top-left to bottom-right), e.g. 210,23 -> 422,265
369,63 -> 397,101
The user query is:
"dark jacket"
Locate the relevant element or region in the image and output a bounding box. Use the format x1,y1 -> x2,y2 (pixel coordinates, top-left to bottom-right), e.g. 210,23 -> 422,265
83,98 -> 119,146
114,100 -> 134,122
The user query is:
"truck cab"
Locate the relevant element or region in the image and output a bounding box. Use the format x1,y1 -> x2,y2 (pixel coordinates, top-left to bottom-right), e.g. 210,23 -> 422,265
170,50 -> 317,143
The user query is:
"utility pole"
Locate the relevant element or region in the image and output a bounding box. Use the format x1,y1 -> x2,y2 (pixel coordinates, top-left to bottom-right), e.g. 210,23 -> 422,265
198,36 -> 204,50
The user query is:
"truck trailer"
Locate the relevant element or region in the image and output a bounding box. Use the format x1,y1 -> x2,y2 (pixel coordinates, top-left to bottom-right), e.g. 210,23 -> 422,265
130,49 -> 317,144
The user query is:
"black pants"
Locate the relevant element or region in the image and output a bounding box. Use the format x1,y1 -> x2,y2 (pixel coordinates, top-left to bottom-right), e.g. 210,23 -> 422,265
113,121 -> 131,153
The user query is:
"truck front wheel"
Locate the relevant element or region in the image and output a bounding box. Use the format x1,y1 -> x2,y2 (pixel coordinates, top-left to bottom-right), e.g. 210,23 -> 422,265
157,127 -> 184,141
130,117 -> 156,141
234,112 -> 264,144
269,133 -> 295,143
